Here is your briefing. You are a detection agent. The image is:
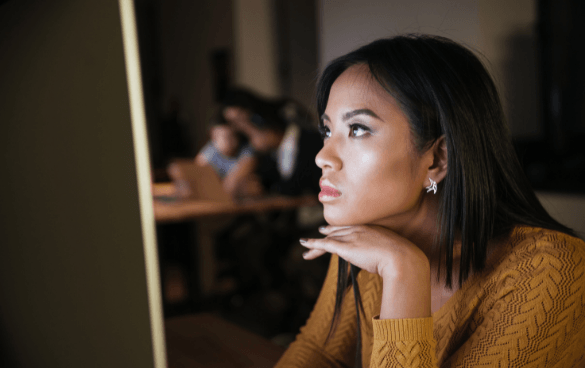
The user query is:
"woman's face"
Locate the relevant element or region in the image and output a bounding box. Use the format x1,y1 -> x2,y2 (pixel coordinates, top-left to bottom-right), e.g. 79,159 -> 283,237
316,64 -> 434,231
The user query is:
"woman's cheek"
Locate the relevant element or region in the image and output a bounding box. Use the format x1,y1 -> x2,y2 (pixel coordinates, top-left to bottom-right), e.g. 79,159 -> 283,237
356,151 -> 380,188
359,151 -> 376,166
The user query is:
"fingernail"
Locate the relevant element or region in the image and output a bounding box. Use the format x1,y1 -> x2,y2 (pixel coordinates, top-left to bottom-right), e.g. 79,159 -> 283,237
318,226 -> 327,232
302,251 -> 309,258
299,238 -> 307,244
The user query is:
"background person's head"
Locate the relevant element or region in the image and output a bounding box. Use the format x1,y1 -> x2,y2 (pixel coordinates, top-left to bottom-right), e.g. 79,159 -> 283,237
210,123 -> 239,157
221,88 -> 288,153
316,34 -> 568,286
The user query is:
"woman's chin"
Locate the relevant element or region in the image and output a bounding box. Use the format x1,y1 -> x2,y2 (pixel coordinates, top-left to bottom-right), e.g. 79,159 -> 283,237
324,207 -> 383,227
323,211 -> 361,226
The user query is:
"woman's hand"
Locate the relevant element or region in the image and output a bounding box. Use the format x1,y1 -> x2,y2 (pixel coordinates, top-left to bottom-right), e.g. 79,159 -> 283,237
301,225 -> 432,319
301,225 -> 427,279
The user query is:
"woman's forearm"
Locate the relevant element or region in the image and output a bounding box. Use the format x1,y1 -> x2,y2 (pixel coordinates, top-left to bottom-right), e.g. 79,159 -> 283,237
379,257 -> 431,320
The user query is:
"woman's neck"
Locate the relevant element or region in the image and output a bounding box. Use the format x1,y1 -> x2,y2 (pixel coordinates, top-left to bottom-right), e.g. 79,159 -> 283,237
373,192 -> 466,288
388,193 -> 443,260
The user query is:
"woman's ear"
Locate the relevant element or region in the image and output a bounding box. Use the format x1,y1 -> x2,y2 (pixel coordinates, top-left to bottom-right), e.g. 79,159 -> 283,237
428,135 -> 448,184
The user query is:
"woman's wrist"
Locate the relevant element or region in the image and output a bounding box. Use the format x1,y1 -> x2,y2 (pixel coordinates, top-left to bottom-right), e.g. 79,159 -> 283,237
379,256 -> 431,320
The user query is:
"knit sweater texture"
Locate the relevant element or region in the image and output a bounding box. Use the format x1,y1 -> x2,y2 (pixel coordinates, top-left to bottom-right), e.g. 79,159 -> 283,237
275,226 -> 585,367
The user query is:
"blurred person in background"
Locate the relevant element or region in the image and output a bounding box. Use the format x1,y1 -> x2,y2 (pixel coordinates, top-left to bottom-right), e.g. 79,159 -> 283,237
208,90 -> 325,316
195,113 -> 263,199
221,88 -> 323,196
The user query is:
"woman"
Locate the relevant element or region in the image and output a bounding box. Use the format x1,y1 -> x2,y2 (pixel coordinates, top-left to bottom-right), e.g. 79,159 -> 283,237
275,34 -> 585,367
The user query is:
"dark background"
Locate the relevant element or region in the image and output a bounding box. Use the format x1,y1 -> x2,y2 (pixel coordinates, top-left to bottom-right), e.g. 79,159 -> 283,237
513,0 -> 585,194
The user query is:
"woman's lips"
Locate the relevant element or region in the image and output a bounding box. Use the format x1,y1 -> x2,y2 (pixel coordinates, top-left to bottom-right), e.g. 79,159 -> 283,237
319,185 -> 341,200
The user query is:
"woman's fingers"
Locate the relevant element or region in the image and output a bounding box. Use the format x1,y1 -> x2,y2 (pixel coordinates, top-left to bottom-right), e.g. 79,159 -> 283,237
302,249 -> 327,260
300,236 -> 352,261
318,225 -> 352,233
318,225 -> 358,238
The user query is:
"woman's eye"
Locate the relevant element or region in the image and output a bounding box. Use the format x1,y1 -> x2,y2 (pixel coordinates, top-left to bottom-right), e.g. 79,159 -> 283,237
318,124 -> 331,139
350,124 -> 369,137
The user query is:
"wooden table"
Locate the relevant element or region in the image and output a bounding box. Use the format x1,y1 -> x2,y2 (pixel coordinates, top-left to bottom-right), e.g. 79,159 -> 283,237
165,313 -> 285,368
153,190 -> 319,224
152,183 -> 322,298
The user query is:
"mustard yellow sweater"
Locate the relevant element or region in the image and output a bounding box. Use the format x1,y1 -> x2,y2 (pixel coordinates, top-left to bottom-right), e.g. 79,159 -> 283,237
275,226 -> 585,367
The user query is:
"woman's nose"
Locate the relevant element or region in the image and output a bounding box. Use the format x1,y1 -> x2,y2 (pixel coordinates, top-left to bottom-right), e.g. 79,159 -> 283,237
315,141 -> 342,171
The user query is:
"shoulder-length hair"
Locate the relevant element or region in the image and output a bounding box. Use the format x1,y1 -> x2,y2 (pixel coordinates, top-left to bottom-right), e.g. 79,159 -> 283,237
316,34 -> 576,367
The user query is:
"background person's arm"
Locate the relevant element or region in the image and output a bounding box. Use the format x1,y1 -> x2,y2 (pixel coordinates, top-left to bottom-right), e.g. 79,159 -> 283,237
222,155 -> 262,198
195,141 -> 214,166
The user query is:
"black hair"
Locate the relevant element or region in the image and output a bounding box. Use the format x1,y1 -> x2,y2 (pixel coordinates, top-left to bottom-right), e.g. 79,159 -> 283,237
207,110 -> 249,148
208,110 -> 230,127
316,34 -> 577,368
222,87 -> 288,133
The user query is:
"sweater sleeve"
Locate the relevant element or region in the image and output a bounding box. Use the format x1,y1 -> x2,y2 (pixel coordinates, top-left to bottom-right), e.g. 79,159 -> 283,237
370,317 -> 437,367
275,254 -> 358,368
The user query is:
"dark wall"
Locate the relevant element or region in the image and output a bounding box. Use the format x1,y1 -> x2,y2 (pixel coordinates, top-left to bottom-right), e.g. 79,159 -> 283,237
516,0 -> 585,193
275,0 -> 319,112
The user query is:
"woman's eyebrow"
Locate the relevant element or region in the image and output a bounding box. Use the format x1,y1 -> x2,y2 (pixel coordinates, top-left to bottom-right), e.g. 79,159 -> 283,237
343,109 -> 381,121
321,109 -> 382,122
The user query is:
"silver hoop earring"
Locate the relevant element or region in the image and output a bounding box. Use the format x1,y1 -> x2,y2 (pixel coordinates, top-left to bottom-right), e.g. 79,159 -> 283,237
426,178 -> 437,194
